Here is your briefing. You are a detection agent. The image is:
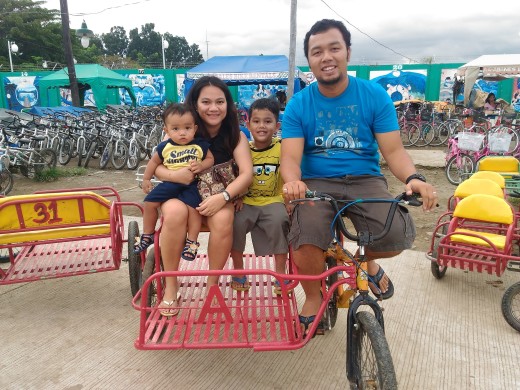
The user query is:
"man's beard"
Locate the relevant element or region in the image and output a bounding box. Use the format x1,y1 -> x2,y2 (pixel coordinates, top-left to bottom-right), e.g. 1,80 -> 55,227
316,73 -> 344,86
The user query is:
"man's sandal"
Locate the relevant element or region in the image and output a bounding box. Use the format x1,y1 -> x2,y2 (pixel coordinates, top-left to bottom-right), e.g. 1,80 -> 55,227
230,276 -> 251,291
181,239 -> 199,261
133,233 -> 154,254
158,293 -> 181,317
368,265 -> 394,300
298,314 -> 325,339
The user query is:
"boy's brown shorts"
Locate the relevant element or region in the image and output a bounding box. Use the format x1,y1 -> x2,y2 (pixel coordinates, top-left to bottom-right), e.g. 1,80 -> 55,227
287,175 -> 416,254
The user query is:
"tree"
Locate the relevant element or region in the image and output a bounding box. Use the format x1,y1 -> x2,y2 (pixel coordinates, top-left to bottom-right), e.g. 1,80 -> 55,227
102,26 -> 129,56
125,24 -> 203,67
163,35 -> 204,67
0,0 -> 62,67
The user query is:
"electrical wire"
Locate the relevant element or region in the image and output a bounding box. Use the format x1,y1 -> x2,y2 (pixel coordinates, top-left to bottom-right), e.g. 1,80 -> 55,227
320,0 -> 420,64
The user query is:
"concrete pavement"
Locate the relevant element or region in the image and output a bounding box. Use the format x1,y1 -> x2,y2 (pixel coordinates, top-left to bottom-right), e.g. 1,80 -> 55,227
1,215 -> 519,389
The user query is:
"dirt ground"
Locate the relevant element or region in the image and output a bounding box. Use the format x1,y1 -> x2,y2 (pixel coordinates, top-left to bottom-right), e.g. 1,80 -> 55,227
8,157 -> 451,253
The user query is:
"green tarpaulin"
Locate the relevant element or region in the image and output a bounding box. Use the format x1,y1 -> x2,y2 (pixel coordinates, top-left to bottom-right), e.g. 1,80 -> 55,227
39,64 -> 136,110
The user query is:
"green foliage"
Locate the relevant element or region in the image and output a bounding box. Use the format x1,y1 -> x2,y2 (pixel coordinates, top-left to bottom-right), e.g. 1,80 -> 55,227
34,166 -> 87,182
102,26 -> 129,56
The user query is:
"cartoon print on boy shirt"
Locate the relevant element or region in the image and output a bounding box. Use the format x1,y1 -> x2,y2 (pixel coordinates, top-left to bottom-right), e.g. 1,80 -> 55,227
249,153 -> 280,198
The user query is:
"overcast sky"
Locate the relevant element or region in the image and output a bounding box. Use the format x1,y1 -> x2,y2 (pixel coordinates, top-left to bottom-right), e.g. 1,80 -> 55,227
44,0 -> 520,66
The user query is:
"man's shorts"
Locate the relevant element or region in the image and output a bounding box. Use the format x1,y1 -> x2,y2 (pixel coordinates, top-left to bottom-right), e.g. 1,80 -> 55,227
144,181 -> 201,209
232,202 -> 289,255
287,175 -> 416,254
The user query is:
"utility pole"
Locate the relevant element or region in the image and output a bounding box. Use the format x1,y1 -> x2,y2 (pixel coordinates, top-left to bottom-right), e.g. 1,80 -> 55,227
205,31 -> 210,60
287,0 -> 297,101
60,0 -> 80,107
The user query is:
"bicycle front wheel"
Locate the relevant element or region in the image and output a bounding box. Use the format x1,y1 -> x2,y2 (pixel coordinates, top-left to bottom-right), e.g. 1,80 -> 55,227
445,154 -> 475,185
39,148 -> 57,169
111,141 -> 129,170
429,123 -> 450,147
348,311 -> 397,390
0,168 -> 14,195
58,138 -> 73,165
99,142 -> 113,169
127,140 -> 141,170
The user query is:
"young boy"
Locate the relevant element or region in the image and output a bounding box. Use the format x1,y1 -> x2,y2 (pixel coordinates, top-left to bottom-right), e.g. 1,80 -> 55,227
230,98 -> 290,294
135,103 -> 214,262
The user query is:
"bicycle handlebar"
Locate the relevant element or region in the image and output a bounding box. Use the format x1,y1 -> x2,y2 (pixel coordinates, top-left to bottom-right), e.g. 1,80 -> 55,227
291,191 -> 423,245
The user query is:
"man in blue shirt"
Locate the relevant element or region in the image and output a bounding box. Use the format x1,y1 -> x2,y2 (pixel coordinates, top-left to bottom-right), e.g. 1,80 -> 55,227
281,19 -> 437,338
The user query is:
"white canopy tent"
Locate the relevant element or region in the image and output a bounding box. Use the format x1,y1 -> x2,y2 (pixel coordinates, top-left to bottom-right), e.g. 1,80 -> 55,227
457,54 -> 520,104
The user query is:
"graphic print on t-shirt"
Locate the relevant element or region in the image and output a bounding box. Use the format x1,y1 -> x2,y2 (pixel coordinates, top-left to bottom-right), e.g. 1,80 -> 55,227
311,104 -> 362,155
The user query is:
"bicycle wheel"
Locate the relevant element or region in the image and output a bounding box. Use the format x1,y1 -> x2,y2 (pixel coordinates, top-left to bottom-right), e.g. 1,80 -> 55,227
501,281 -> 520,332
399,123 -> 415,147
0,168 -> 14,195
348,311 -> 398,390
75,138 -> 86,166
429,123 -> 450,147
128,221 -> 142,297
127,140 -> 141,170
407,123 -> 421,146
323,253 -> 339,330
20,154 -> 43,179
58,138 -> 73,165
415,123 -> 434,147
445,154 -> 475,185
39,148 -> 57,169
111,141 -> 129,170
99,142 -> 113,169
446,119 -> 464,138
83,141 -> 97,168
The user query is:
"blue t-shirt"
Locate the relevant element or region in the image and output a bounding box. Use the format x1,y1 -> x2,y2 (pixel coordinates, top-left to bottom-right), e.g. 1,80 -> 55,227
282,76 -> 399,178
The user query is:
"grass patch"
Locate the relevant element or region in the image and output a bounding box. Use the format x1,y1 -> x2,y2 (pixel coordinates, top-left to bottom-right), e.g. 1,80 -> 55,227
34,166 -> 88,182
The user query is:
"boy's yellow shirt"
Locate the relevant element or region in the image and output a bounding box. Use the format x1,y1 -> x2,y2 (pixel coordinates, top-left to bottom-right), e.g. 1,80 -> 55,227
243,138 -> 284,206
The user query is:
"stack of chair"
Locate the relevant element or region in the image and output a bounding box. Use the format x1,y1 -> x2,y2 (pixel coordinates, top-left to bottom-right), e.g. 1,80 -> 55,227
427,174 -> 517,278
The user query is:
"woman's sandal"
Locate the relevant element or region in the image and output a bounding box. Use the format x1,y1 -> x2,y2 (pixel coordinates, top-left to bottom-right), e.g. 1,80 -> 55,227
273,279 -> 293,295
368,265 -> 394,300
158,293 -> 181,317
298,314 -> 325,339
133,233 -> 154,254
230,276 -> 251,291
181,239 -> 200,261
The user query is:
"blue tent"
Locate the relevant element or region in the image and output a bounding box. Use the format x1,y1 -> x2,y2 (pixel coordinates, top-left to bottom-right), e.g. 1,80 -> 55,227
184,55 -> 307,94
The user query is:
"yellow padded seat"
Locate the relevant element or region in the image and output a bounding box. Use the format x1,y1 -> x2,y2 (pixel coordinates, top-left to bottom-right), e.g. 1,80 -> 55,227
453,194 -> 513,225
469,171 -> 506,189
477,156 -> 519,177
451,228 -> 507,249
454,178 -> 504,199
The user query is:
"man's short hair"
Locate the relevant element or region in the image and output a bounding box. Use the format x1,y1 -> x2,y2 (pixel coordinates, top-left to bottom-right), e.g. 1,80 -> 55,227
304,19 -> 351,59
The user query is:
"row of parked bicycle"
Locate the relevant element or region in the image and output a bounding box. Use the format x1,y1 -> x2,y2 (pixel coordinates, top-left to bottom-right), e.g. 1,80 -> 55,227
396,100 -> 520,149
0,105 -> 164,195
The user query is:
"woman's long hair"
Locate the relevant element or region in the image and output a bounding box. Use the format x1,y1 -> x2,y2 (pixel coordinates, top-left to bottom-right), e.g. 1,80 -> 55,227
185,76 -> 240,155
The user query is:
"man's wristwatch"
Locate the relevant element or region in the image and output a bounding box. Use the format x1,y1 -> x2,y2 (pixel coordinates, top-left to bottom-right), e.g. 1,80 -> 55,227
222,190 -> 231,202
405,173 -> 427,185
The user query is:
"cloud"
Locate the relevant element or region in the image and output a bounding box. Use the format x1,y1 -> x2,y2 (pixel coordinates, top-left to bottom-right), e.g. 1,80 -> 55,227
43,0 -> 520,66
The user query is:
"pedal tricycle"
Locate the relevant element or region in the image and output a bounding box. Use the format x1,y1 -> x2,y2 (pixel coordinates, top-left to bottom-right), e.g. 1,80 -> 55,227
131,190 -> 422,389
0,186 -> 143,296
